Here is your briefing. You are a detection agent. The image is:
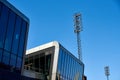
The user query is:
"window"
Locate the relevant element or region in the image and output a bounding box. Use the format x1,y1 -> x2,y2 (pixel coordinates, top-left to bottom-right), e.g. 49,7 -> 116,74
40,55 -> 45,74
10,54 -> 17,67
2,51 -> 10,65
18,21 -> 27,57
0,5 -> 9,48
11,16 -> 22,54
35,55 -> 40,72
46,54 -> 51,75
4,10 -> 16,51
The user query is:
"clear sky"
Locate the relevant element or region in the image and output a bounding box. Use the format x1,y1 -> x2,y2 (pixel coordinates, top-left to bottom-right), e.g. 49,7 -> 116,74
9,0 -> 120,80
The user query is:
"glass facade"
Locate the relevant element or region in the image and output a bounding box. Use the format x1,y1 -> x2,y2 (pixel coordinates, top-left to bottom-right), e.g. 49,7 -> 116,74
56,45 -> 84,80
0,1 -> 29,74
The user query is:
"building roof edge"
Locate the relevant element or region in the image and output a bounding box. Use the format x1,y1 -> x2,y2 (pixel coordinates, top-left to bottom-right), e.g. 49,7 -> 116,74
26,41 -> 60,55
0,0 -> 29,23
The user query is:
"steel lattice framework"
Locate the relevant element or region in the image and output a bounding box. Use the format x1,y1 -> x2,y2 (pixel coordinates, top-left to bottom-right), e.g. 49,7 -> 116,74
74,13 -> 83,61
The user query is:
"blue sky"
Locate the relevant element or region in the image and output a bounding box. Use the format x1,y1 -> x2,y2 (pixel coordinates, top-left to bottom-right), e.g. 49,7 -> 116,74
9,0 -> 120,80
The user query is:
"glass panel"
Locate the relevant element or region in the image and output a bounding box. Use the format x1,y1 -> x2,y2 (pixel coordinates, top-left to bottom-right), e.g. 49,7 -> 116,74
74,61 -> 77,80
11,16 -> 22,54
24,56 -> 28,66
0,5 -> 9,48
78,65 -> 80,80
71,58 -> 74,80
63,52 -> 66,79
40,55 -> 45,74
10,54 -> 17,67
65,54 -> 68,80
34,55 -> 40,72
16,57 -> 22,73
73,60 -> 76,79
67,55 -> 70,79
2,51 -> 10,65
59,50 -> 62,75
81,65 -> 83,80
28,56 -> 34,70
45,54 -> 51,74
69,56 -> 72,80
4,10 -> 16,51
18,21 -> 27,57
16,57 -> 22,69
0,2 -> 2,15
60,50 -> 64,79
0,49 -> 2,62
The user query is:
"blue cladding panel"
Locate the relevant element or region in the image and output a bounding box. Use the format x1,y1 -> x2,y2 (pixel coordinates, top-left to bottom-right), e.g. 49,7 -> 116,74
57,45 -> 84,80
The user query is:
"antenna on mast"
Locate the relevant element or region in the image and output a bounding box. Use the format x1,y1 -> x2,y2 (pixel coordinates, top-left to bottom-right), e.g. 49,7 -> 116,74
74,13 -> 83,61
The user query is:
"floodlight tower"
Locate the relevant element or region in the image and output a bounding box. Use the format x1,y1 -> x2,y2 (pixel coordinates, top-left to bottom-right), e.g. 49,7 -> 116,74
104,66 -> 110,80
74,13 -> 83,61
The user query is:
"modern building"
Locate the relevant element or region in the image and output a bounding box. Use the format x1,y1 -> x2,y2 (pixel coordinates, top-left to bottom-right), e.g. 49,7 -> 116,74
0,0 -> 31,79
24,41 -> 85,80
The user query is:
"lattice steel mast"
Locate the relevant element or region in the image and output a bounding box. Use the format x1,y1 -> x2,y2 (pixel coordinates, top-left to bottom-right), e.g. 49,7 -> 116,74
104,66 -> 110,80
74,13 -> 83,61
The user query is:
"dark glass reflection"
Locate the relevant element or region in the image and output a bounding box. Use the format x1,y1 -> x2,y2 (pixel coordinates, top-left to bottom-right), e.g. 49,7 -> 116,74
0,1 -> 29,74
11,16 -> 22,54
16,57 -> 22,69
57,46 -> 84,80
10,54 -> 16,68
18,21 -> 27,57
4,10 -> 16,51
0,5 -> 9,48
0,2 -> 2,14
2,51 -> 10,65
0,49 -> 2,62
